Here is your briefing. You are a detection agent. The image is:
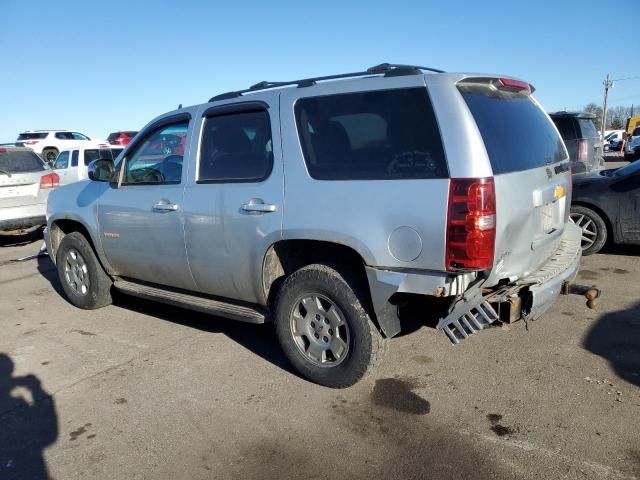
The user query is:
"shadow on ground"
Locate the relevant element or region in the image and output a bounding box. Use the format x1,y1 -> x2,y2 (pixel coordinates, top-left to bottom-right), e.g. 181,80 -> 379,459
0,353 -> 58,480
0,229 -> 43,248
36,255 -> 298,378
583,301 -> 640,387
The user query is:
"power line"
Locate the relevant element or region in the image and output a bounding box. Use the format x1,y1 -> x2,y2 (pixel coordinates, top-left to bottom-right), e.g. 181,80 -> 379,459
612,75 -> 640,82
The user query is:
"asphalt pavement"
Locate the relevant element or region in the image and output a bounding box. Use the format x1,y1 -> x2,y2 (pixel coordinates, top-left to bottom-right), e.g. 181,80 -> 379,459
0,232 -> 639,480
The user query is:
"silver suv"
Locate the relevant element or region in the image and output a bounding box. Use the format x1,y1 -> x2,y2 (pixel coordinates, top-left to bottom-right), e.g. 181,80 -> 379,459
46,64 -> 584,387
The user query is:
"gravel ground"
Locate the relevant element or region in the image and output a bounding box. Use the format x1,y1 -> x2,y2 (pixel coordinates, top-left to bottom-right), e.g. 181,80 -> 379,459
0,234 -> 639,480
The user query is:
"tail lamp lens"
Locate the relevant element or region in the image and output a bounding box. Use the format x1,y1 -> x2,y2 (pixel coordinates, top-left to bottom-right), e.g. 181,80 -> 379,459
40,172 -> 60,190
446,178 -> 496,271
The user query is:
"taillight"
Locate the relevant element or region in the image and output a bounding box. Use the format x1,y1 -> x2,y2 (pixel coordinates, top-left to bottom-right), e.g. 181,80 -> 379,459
577,139 -> 588,162
498,78 -> 532,94
40,172 -> 60,190
446,178 -> 496,271
24,140 -> 39,145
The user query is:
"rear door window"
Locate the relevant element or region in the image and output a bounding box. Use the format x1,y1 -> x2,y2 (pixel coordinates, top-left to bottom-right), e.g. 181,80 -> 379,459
0,150 -> 46,173
17,132 -> 48,140
294,88 -> 448,180
459,85 -> 567,174
71,150 -> 79,167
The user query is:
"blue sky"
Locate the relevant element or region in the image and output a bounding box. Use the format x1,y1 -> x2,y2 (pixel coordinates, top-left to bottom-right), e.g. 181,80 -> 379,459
0,0 -> 638,142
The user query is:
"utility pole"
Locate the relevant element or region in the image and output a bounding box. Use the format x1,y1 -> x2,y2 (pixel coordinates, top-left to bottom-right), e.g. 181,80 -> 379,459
601,74 -> 614,138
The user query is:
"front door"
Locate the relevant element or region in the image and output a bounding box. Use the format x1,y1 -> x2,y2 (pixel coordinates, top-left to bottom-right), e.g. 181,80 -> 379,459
97,117 -> 196,290
183,97 -> 283,304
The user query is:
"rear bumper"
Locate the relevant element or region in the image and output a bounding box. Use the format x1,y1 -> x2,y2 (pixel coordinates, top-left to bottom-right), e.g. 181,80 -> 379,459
521,222 -> 582,320
0,204 -> 46,232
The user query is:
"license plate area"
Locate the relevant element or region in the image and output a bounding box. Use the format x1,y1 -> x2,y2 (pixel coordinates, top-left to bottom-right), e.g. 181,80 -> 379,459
540,201 -> 561,234
0,184 -> 38,199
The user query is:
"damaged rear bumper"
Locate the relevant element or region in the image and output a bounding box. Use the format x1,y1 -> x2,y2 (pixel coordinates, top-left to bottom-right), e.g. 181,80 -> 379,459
438,222 -> 583,344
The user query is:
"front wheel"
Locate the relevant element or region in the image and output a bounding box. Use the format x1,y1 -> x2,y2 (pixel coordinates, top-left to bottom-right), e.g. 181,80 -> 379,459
56,232 -> 113,309
570,206 -> 607,255
274,263 -> 385,388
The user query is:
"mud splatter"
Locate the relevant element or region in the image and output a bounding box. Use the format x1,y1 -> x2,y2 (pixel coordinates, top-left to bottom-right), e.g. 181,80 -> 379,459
69,423 -> 92,441
613,268 -> 629,274
70,329 -> 96,336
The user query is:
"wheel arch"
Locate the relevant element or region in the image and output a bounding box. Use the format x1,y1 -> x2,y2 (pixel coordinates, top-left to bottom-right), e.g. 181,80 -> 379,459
49,219 -> 110,272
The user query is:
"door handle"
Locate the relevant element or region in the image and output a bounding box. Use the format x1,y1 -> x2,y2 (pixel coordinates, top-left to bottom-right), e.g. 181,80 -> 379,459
241,199 -> 277,213
152,201 -> 179,212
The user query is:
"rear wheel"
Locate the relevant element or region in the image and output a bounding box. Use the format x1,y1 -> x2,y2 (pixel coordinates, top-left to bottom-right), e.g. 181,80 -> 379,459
56,232 -> 112,309
42,148 -> 59,163
274,263 -> 384,388
570,206 -> 607,255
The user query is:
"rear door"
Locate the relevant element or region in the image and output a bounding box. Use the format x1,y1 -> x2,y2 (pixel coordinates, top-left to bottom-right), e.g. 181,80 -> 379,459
0,149 -> 46,210
182,96 -> 283,304
576,117 -> 603,172
457,78 -> 571,281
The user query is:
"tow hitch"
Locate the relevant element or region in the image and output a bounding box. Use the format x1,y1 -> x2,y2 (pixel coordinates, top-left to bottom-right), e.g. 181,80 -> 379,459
561,282 -> 601,310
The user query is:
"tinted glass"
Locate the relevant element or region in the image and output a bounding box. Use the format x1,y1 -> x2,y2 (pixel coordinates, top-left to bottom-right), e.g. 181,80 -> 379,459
633,127 -> 640,136
53,151 -> 69,170
84,148 -> 120,165
71,133 -> 89,140
460,86 -> 567,174
577,119 -> 598,138
17,133 -> 47,140
122,122 -> 188,185
552,117 -> 577,140
295,88 -> 447,180
199,110 -> 273,182
71,150 -> 79,167
107,133 -> 119,141
0,150 -> 45,173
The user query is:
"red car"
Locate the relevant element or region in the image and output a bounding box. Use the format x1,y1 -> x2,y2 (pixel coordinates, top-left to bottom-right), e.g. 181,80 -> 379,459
107,131 -> 138,146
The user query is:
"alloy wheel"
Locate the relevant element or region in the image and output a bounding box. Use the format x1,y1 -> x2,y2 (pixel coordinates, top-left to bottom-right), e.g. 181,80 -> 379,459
570,213 -> 598,250
63,248 -> 90,295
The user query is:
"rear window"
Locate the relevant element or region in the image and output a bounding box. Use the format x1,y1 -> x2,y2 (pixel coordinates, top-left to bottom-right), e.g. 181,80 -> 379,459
633,127 -> 640,137
459,85 -> 567,174
552,117 -> 577,141
577,119 -> 599,138
0,150 -> 46,173
107,133 -> 119,141
17,132 -> 48,140
294,88 -> 448,180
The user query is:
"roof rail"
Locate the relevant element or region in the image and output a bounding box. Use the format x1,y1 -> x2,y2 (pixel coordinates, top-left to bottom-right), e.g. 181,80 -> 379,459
209,63 -> 445,102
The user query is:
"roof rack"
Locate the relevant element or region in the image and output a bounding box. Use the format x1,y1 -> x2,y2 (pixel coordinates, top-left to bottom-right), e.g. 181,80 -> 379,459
209,63 -> 445,102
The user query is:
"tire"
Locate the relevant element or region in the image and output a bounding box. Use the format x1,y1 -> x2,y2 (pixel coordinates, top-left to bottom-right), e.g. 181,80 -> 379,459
274,263 -> 385,388
56,232 -> 112,309
570,206 -> 607,256
42,148 -> 59,164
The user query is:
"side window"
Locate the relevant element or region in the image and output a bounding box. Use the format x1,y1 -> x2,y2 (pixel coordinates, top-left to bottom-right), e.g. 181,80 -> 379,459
72,132 -> 90,141
294,88 -> 447,180
55,132 -> 73,140
52,151 -> 69,169
198,110 -> 273,182
121,121 -> 188,185
71,150 -> 79,167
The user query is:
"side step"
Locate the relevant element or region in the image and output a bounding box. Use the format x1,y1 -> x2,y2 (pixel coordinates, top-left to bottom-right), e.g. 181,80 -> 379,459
439,300 -> 500,345
113,280 -> 268,324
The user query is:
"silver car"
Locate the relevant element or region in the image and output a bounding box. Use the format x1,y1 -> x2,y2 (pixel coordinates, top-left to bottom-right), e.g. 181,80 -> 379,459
46,64 -> 585,387
0,147 -> 57,235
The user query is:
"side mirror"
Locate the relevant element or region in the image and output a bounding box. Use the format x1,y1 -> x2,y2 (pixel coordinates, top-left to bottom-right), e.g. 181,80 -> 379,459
88,158 -> 115,182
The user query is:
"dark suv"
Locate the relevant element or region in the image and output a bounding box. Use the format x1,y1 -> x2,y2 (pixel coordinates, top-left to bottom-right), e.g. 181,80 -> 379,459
549,112 -> 603,174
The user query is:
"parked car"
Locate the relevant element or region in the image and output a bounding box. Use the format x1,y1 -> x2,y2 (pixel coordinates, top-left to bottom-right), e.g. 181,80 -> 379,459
107,131 -> 138,146
46,64 -> 584,387
570,160 -> 640,255
624,126 -> 640,161
605,130 -> 625,151
0,146 -> 58,235
549,112 -> 604,174
15,130 -> 107,164
52,146 -> 124,186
